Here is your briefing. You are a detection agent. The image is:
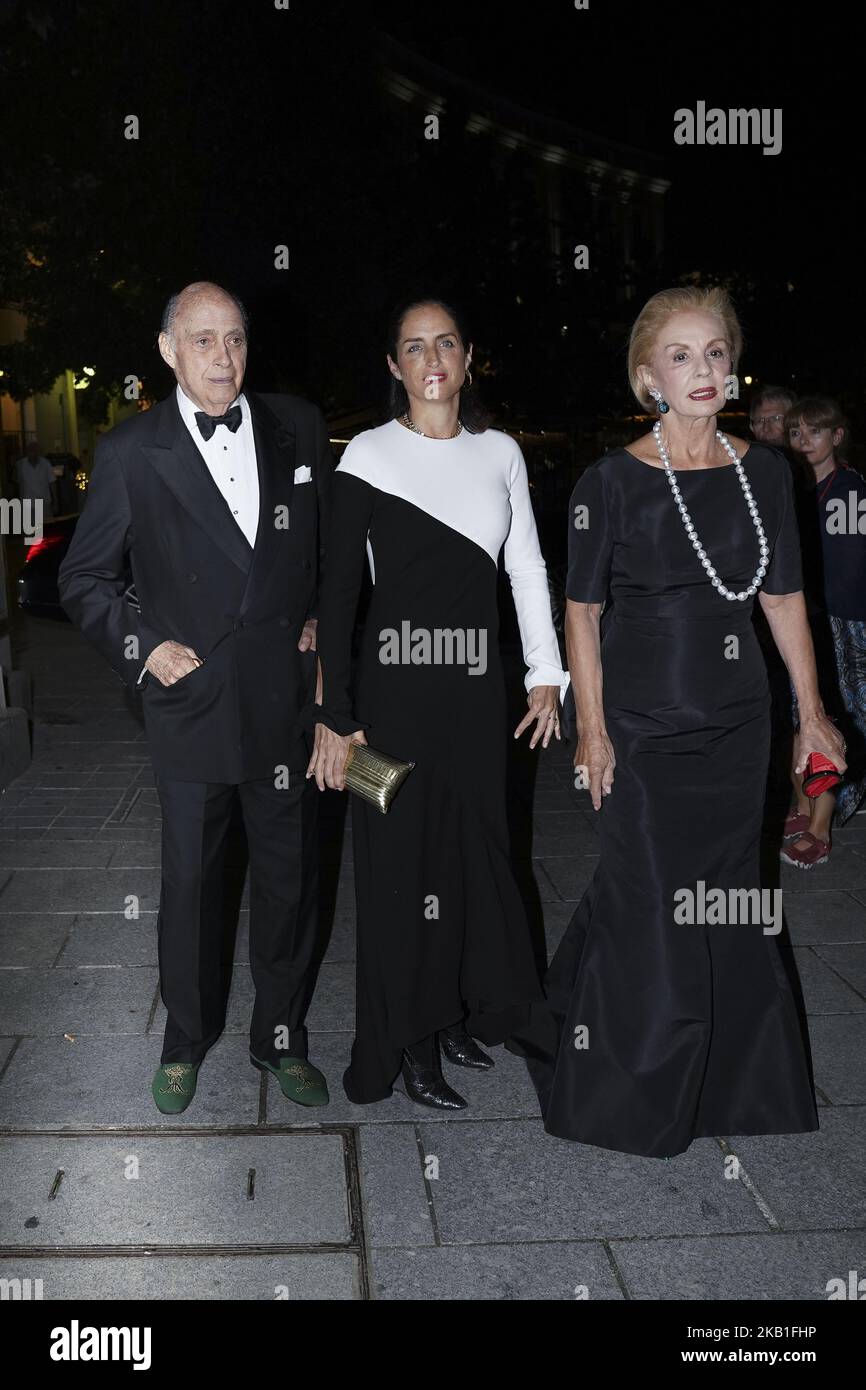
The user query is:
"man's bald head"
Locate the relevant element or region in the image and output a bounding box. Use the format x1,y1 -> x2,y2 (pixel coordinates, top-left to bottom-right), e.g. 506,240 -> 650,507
158,281 -> 249,416
160,281 -> 248,344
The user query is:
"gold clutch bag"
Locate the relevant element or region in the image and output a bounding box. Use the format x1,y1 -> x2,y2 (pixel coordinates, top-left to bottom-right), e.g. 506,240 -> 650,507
343,740 -> 415,814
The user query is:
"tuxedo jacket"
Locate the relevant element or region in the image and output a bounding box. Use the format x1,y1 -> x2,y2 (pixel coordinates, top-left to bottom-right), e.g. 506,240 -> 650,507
58,390 -> 334,782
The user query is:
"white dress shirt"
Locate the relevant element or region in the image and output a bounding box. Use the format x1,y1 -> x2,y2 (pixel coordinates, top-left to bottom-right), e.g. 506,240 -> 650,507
176,384 -> 260,547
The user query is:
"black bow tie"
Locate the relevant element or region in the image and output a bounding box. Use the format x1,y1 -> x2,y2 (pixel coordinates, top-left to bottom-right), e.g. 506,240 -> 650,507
195,405 -> 242,440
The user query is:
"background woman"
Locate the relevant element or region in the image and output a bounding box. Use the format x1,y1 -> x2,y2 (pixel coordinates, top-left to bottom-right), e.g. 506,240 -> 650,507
308,297 -> 569,1109
781,396 -> 866,867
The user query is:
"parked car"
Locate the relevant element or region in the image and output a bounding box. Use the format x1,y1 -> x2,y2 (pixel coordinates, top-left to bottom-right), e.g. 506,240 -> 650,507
17,514 -> 136,619
17,515 -> 77,617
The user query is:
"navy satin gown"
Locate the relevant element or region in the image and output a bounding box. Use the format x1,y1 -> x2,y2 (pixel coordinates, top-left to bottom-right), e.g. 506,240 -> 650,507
511,442 -> 820,1158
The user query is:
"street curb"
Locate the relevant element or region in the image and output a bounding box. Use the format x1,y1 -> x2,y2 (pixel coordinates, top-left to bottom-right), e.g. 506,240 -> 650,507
0,706 -> 32,791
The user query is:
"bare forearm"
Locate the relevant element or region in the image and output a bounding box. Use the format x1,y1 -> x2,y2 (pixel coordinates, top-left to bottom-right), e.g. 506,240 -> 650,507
758,590 -> 824,719
565,600 -> 605,734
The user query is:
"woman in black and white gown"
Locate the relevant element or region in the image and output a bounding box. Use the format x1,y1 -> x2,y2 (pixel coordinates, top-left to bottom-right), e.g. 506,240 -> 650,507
308,298 -> 568,1109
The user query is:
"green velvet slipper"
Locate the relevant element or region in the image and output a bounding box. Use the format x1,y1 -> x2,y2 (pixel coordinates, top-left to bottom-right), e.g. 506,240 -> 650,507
250,1054 -> 329,1107
152,1061 -> 200,1114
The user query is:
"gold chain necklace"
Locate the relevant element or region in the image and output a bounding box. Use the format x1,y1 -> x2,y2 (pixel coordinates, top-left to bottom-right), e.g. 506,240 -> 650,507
400,411 -> 462,439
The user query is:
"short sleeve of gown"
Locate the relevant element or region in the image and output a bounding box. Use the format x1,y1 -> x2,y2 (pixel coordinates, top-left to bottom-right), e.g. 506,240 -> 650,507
566,462 -> 614,603
762,452 -> 804,595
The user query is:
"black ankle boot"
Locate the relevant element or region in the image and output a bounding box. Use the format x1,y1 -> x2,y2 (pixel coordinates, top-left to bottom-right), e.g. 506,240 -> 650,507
439,1023 -> 495,1070
399,1048 -> 467,1110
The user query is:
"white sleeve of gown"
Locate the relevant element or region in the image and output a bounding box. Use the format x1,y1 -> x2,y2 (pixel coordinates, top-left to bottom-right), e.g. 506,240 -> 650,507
503,443 -> 570,702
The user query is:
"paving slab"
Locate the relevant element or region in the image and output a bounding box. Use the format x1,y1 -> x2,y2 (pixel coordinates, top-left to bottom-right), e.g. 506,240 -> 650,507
722,1108 -> 866,1231
358,1124 -> 436,1247
320,909 -> 355,965
537,856 -> 599,902
542,902 -> 577,956
0,1133 -> 350,1246
370,1240 -> 624,1300
0,844 -> 114,869
807,1016 -> 866,1104
783,892 -> 866,945
56,914 -> 158,968
50,827 -> 161,842
533,811 -> 594,839
0,914 -> 70,967
418,1119 -> 767,1244
0,1253 -> 360,1299
107,843 -> 162,868
0,1037 -> 18,1073
0,868 -> 162,914
531,833 -> 602,857
0,1034 -> 261,1129
779,849 -> 866,892
611,1230 -> 866,1300
786,946 -> 866,1013
0,967 -> 156,1036
813,943 -> 866,998
0,820 -> 55,832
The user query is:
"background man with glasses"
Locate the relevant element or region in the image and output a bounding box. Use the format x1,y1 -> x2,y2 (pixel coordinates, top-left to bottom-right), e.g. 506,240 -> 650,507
750,385 -> 795,448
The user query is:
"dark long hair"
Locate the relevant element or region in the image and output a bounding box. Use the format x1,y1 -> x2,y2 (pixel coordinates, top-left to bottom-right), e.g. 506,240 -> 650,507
385,295 -> 492,434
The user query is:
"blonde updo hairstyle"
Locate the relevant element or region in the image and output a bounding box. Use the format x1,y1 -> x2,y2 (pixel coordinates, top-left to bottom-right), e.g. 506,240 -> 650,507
628,286 -> 744,412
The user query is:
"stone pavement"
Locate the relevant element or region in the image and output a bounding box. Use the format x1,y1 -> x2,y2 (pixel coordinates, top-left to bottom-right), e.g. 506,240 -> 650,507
0,614 -> 864,1301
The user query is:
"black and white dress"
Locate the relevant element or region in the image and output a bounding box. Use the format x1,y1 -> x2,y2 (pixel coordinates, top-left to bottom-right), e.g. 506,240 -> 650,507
315,418 -> 568,1102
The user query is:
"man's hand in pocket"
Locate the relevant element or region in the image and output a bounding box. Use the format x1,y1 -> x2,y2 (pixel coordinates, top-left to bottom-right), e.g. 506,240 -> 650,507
145,640 -> 203,687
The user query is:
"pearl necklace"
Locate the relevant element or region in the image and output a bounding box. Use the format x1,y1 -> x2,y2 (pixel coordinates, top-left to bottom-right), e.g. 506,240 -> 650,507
652,422 -> 769,601
400,411 -> 463,439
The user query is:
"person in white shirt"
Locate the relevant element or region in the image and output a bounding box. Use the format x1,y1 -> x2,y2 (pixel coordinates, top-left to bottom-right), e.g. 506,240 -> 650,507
16,440 -> 55,518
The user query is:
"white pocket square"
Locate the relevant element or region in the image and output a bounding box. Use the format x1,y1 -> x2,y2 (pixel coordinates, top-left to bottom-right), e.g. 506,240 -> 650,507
293,465 -> 312,483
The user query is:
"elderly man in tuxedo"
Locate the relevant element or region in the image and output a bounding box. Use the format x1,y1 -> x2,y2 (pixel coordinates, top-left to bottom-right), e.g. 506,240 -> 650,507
59,281 -> 332,1113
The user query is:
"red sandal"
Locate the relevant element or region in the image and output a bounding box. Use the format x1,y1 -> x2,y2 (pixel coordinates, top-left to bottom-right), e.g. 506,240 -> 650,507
783,810 -> 811,840
780,831 -> 831,869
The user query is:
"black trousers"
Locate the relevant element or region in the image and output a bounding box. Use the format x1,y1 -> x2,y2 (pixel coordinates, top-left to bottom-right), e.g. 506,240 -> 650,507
155,772 -> 319,1067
